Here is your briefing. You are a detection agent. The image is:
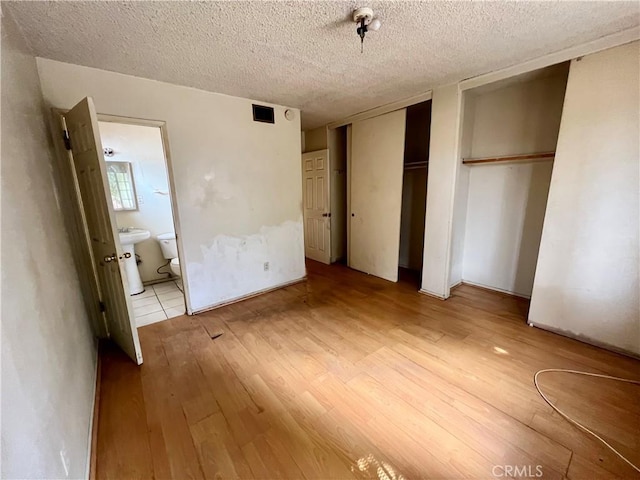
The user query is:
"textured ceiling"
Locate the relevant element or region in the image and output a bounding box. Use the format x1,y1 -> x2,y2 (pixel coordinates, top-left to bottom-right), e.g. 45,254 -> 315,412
5,1 -> 639,129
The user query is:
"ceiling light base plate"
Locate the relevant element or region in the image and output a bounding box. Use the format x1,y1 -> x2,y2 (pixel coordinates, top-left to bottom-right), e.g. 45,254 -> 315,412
353,7 -> 374,24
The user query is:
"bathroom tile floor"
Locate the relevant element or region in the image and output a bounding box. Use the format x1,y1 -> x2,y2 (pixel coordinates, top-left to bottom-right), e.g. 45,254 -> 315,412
132,280 -> 185,327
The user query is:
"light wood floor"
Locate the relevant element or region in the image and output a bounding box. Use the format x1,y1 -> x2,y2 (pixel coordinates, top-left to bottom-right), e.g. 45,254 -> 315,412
96,260 -> 640,479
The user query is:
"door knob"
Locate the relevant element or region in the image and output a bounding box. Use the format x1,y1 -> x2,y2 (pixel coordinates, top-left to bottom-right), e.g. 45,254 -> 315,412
103,252 -> 131,263
322,212 -> 331,217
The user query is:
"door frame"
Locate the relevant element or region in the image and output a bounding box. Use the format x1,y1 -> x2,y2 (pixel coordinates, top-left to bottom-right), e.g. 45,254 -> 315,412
97,114 -> 190,313
301,149 -> 332,264
48,109 -> 190,341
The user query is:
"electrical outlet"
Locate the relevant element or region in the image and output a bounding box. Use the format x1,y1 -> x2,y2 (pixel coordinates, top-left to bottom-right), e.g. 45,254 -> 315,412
263,262 -> 269,271
59,449 -> 70,477
137,195 -> 144,205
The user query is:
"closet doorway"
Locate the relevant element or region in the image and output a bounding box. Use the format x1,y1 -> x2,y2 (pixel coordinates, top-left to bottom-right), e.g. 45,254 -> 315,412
398,101 -> 431,288
347,102 -> 432,288
450,62 -> 570,299
301,125 -> 348,265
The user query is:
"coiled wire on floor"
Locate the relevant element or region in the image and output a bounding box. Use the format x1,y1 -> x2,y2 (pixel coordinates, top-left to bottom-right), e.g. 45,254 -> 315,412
534,368 -> 640,473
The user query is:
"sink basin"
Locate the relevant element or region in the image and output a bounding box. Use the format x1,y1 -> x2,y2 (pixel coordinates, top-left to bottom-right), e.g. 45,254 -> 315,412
119,228 -> 151,246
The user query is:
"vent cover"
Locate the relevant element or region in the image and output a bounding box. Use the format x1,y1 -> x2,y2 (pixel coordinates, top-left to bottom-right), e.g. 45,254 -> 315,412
252,104 -> 275,124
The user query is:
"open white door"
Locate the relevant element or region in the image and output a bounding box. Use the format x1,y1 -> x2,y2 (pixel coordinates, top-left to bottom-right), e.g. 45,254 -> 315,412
302,149 -> 331,264
350,109 -> 406,282
64,98 -> 143,364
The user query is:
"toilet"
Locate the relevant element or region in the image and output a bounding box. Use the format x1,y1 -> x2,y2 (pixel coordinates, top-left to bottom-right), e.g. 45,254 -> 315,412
156,232 -> 181,277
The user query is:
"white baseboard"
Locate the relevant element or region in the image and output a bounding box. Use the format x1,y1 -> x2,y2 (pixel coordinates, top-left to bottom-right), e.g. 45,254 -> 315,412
529,321 -> 640,361
418,288 -> 448,300
460,280 -> 531,299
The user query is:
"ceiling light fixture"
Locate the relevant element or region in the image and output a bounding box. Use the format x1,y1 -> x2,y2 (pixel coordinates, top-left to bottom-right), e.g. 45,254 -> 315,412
353,7 -> 381,53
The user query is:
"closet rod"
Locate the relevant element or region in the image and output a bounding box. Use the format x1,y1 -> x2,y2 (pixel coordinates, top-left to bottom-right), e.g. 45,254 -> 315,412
463,151 -> 555,165
404,161 -> 429,170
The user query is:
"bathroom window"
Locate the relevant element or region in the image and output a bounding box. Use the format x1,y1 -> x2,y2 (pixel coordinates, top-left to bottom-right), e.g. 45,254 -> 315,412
106,162 -> 138,211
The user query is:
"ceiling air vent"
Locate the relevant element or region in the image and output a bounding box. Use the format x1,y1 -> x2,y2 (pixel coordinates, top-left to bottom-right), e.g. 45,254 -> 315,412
252,104 -> 275,124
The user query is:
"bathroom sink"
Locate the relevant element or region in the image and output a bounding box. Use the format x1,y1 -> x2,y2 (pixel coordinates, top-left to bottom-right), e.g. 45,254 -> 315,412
118,229 -> 151,295
118,228 -> 151,246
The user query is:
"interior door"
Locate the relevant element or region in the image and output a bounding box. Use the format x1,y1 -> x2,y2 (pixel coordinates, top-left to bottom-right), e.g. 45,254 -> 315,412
350,109 -> 406,282
302,149 -> 331,264
64,97 -> 143,364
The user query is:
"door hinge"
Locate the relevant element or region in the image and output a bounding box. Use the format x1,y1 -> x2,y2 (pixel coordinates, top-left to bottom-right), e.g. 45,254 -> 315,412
62,130 -> 71,150
99,301 -> 106,313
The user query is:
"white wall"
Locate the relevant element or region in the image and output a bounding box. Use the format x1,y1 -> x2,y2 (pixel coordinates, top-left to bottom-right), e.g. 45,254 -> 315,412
529,41 -> 640,355
37,58 -> 305,312
458,71 -> 567,296
449,164 -> 469,287
1,13 -> 97,479
463,161 -> 554,296
99,121 -> 175,283
421,84 -> 463,298
449,93 -> 475,287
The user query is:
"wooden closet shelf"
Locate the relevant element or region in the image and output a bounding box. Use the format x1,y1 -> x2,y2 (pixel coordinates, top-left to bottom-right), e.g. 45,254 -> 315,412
404,161 -> 429,170
462,151 -> 555,165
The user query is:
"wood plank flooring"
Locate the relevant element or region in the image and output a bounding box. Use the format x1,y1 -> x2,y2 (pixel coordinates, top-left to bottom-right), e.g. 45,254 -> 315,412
96,260 -> 640,479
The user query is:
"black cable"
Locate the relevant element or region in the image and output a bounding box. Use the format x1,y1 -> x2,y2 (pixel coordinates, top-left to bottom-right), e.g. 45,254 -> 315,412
156,259 -> 172,279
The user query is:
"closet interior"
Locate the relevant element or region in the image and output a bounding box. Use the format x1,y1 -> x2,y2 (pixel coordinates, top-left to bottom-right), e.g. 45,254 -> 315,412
398,101 -> 432,285
328,126 -> 348,264
450,62 -> 570,298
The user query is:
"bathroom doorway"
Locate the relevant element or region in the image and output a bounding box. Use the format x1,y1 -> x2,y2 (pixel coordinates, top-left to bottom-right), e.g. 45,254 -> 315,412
98,115 -> 187,327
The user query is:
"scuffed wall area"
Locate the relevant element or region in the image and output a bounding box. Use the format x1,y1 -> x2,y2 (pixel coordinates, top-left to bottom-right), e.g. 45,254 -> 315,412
1,12 -> 96,479
37,58 -> 304,312
188,220 -> 304,308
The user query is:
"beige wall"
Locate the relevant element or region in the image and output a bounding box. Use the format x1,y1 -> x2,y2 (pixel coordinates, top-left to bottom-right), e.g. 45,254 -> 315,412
350,109 -> 406,282
99,121 -> 176,283
529,41 -> 640,355
37,58 -> 305,312
303,126 -> 328,152
1,13 -> 96,479
468,69 -> 568,158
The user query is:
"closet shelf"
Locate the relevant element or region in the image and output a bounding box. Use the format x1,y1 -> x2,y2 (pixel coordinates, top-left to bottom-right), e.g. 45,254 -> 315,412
462,151 -> 555,165
404,161 -> 429,170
